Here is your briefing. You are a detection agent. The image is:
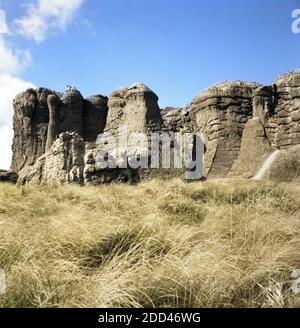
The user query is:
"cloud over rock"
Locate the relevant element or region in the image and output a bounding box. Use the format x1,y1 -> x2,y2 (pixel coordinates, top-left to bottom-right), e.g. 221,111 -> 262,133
14,0 -> 86,43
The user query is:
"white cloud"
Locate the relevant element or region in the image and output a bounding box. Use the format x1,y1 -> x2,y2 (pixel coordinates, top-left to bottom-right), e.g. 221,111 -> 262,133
0,74 -> 35,169
0,8 -> 31,75
0,74 -> 35,126
0,36 -> 31,74
14,0 -> 85,43
0,9 -> 35,169
0,125 -> 13,170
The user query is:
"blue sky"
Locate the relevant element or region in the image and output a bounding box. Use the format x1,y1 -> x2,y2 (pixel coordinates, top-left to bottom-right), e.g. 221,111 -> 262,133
3,0 -> 300,107
1,0 -> 300,168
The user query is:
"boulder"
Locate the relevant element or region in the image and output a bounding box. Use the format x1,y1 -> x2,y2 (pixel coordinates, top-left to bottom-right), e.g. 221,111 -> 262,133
0,170 -> 18,183
253,145 -> 300,182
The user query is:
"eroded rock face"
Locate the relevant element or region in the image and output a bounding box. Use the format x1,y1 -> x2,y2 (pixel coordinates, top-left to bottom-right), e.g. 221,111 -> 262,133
10,72 -> 300,185
60,89 -> 84,135
18,133 -> 85,184
230,118 -> 275,178
15,84 -> 167,185
265,72 -> 300,149
105,83 -> 164,135
161,107 -> 193,133
12,88 -> 52,172
83,95 -> 108,142
253,145 -> 300,182
82,84 -> 167,184
188,82 -> 259,178
46,94 -> 61,151
11,87 -> 108,174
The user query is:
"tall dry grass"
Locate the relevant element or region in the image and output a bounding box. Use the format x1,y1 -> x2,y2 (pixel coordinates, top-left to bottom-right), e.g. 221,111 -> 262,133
0,178 -> 300,308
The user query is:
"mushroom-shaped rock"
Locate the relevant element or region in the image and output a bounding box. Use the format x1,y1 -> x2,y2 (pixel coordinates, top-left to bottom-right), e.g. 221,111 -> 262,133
106,83 -> 164,135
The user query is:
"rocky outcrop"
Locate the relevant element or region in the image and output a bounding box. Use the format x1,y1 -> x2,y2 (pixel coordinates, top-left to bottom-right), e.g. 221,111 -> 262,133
188,82 -> 259,178
232,72 -> 300,180
105,83 -> 164,135
230,118 -> 275,178
18,133 -> 85,184
82,84 -> 167,184
265,72 -> 300,149
12,88 -> 52,172
11,87 -> 108,174
83,95 -> 108,142
9,71 -> 300,185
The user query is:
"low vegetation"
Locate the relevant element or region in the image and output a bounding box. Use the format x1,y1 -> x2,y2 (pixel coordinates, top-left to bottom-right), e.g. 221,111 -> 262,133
0,178 -> 300,308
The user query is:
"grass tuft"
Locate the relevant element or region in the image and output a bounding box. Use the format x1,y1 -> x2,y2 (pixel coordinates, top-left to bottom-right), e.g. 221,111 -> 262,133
0,178 -> 299,308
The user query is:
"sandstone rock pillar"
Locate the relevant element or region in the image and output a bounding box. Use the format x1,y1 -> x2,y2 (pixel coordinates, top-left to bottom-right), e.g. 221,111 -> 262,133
46,94 -> 61,151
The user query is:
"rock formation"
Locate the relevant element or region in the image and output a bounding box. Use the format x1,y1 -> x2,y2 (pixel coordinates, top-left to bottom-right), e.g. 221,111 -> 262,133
6,71 -> 300,185
46,94 -> 60,151
230,117 -> 274,178
232,71 -> 300,180
267,73 -> 300,148
83,95 -> 108,142
18,133 -> 85,185
82,83 -> 171,184
12,88 -> 51,172
11,87 -> 108,174
188,82 -> 258,178
253,145 -> 300,182
105,83 -> 164,134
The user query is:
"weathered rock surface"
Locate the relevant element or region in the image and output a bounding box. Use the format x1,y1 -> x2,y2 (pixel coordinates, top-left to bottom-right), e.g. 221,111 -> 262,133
12,88 -> 52,172
105,83 -> 164,135
265,72 -> 300,149
18,133 -> 85,184
12,87 -> 108,174
188,82 -> 259,178
253,145 -> 300,182
83,95 -> 108,142
161,107 -> 193,133
230,118 -> 275,178
9,71 -> 300,185
46,94 -> 61,152
83,84 -> 167,184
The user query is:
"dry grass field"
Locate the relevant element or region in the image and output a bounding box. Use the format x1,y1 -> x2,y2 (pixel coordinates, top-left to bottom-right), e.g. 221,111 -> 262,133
0,178 -> 300,308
